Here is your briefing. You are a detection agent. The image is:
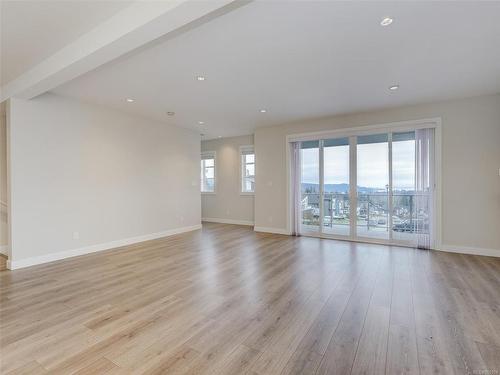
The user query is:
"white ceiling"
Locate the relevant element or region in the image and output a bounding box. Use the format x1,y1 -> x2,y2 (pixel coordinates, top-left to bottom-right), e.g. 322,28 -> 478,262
0,0 -> 132,85
46,1 -> 500,139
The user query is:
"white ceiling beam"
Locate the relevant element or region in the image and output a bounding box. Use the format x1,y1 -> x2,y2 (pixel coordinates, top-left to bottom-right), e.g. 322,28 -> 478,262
0,0 -> 246,102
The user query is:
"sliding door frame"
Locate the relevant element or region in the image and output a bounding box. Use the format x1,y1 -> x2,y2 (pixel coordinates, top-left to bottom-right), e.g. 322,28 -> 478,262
286,117 -> 442,249
349,135 -> 357,241
388,132 -> 394,242
318,140 -> 325,231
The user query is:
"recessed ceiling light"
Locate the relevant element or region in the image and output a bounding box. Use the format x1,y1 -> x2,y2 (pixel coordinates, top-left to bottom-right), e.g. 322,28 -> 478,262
260,109 -> 267,113
218,136 -> 222,138
196,76 -> 206,81
198,121 -> 205,125
389,84 -> 399,91
126,98 -> 134,102
166,111 -> 175,116
380,17 -> 393,26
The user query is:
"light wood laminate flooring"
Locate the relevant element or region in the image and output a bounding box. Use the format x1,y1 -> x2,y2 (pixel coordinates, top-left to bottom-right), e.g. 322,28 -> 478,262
1,223 -> 499,374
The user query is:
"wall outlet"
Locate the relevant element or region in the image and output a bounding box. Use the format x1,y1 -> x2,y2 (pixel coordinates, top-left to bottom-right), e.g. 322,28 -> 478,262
72,231 -> 80,240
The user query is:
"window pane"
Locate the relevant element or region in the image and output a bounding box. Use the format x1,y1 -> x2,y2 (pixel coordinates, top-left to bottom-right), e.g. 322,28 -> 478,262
324,137 -> 349,147
205,178 -> 215,192
200,160 -> 204,190
323,138 -> 350,236
301,140 -> 320,192
324,140 -> 349,189
244,177 -> 255,192
357,133 -> 388,145
357,134 -> 389,239
245,154 -> 255,163
201,157 -> 215,192
392,195 -> 415,241
392,132 -> 415,192
245,164 -> 255,177
301,140 -> 319,149
300,141 -> 320,231
205,167 -> 214,179
392,131 -> 419,242
393,131 -> 415,142
241,150 -> 255,193
357,194 -> 389,238
357,135 -> 389,190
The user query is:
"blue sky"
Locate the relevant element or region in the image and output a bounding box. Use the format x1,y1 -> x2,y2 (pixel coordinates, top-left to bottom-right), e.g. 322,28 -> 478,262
301,140 -> 415,189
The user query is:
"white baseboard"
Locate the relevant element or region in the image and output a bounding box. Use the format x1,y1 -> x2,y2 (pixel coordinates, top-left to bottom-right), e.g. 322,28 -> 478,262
248,230 -> 499,258
439,244 -> 500,258
254,226 -> 292,235
202,218 -> 254,226
7,224 -> 202,270
0,245 -> 8,256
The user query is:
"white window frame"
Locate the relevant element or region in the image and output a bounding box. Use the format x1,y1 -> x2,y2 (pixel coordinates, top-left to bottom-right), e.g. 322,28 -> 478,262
285,117 -> 442,249
201,151 -> 216,194
240,145 -> 255,195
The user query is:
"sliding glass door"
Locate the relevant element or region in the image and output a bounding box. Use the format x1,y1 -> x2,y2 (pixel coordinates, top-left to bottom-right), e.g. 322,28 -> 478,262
392,132 -> 417,243
356,134 -> 389,240
300,137 -> 351,238
297,128 -> 434,248
323,138 -> 350,236
300,141 -> 320,233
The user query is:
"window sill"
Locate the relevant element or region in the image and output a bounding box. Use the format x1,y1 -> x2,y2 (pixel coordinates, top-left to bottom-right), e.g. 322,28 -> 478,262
201,192 -> 216,195
240,192 -> 255,196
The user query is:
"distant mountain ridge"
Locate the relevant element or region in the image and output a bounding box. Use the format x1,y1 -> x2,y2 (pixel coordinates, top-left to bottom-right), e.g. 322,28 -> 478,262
301,183 -> 414,193
302,183 -> 379,193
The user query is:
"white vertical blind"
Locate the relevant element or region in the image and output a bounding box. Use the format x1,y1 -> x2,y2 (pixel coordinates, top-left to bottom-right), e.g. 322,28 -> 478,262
290,142 -> 302,235
414,128 -> 435,249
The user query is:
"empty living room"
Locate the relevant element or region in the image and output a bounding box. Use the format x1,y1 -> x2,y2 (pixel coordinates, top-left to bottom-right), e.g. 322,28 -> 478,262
1,1 -> 500,374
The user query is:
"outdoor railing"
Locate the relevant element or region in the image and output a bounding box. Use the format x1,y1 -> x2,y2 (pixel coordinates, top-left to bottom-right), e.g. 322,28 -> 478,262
301,192 -> 428,233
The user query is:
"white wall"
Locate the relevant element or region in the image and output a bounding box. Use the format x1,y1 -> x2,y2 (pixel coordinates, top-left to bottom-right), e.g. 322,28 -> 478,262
201,135 -> 254,225
7,93 -> 201,267
0,111 -> 7,252
255,94 -> 500,254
